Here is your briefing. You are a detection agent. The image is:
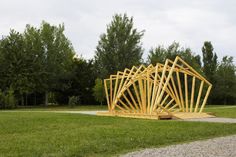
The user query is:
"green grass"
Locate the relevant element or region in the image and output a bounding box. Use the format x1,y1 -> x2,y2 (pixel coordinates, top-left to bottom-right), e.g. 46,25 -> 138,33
204,106 -> 236,118
0,112 -> 236,157
15,105 -> 107,111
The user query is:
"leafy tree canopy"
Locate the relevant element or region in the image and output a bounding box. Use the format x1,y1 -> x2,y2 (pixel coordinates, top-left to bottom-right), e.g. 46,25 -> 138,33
95,13 -> 144,78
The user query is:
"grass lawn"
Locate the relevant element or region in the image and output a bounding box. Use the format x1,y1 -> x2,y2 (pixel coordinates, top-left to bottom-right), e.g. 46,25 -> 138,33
0,112 -> 236,157
13,104 -> 236,118
15,105 -> 108,111
204,106 -> 236,118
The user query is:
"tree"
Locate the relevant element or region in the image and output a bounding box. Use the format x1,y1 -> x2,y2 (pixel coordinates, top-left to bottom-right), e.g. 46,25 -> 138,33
148,42 -> 202,72
0,22 -> 75,106
39,21 -> 75,105
202,41 -> 218,83
148,46 -> 167,64
93,78 -> 105,105
214,56 -> 236,104
61,57 -> 97,105
0,30 -> 34,106
202,41 -> 218,103
23,25 -> 46,106
95,13 -> 144,78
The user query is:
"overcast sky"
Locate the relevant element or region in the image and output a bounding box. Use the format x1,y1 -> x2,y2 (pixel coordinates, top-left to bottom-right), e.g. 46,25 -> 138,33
1,0 -> 236,62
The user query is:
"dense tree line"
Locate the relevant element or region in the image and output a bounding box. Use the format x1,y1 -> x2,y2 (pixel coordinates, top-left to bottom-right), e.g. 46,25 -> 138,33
0,14 -> 235,109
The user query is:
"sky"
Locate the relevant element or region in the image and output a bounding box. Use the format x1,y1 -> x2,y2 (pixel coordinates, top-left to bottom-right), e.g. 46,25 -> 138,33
1,0 -> 236,62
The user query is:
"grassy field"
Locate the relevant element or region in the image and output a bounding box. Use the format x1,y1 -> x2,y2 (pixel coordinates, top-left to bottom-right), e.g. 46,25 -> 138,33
15,105 -> 108,111
0,111 -> 236,157
14,104 -> 236,118
204,105 -> 236,118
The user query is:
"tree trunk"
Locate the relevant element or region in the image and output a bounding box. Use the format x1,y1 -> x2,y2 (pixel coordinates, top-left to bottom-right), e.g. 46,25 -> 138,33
45,92 -> 48,106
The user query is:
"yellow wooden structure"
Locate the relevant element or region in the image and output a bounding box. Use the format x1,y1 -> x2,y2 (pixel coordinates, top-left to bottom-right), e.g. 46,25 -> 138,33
97,56 -> 214,119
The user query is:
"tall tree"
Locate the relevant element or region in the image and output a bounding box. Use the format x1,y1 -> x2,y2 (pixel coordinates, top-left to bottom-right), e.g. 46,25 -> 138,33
202,41 -> 218,82
214,56 -> 236,104
39,21 -> 75,105
23,25 -> 46,105
95,13 -> 144,78
202,41 -> 218,103
0,30 -> 34,106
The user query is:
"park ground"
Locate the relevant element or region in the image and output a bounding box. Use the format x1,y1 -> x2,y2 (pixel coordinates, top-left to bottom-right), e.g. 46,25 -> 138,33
0,105 -> 236,157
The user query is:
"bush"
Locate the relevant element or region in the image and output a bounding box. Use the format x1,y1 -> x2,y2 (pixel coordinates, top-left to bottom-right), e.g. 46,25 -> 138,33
93,78 -> 105,105
68,96 -> 80,108
0,88 -> 16,109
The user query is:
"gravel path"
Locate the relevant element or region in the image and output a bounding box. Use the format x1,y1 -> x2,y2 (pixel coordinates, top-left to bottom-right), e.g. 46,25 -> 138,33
122,135 -> 236,157
51,110 -> 106,115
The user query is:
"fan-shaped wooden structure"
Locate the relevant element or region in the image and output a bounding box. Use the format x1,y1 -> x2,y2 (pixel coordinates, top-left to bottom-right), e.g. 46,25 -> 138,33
98,56 -> 214,119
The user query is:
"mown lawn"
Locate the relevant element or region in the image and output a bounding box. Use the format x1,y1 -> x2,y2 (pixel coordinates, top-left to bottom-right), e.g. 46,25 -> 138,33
0,112 -> 236,157
15,105 -> 108,111
204,106 -> 236,118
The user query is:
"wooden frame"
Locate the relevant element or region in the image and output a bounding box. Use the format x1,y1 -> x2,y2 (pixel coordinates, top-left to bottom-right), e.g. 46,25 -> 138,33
98,56 -> 214,119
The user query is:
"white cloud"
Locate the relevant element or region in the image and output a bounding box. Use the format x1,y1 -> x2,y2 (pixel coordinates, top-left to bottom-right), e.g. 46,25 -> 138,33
0,0 -> 235,62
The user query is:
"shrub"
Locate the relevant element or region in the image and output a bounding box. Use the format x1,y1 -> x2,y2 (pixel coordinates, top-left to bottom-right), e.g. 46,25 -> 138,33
93,78 -> 105,105
68,96 -> 80,108
0,88 -> 16,109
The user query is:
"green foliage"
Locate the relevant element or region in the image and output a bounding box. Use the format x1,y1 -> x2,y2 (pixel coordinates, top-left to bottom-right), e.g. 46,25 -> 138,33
39,22 -> 75,105
0,19 -> 236,106
68,96 -> 80,108
67,58 -> 97,105
0,30 -> 34,97
0,21 -> 75,106
214,56 -> 236,104
202,41 -> 218,83
95,13 -> 144,78
93,78 -> 105,105
148,42 -> 202,73
0,87 -> 16,109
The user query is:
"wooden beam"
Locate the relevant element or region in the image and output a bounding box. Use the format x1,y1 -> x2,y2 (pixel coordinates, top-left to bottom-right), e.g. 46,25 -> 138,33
194,81 -> 204,113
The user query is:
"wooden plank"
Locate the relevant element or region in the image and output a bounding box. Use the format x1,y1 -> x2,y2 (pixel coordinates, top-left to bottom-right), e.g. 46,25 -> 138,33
176,56 -> 212,86
127,88 -> 140,112
194,81 -> 204,112
118,99 -> 132,112
133,82 -> 143,113
103,56 -> 212,120
199,85 -> 212,112
153,58 -> 178,111
122,92 -> 136,112
170,76 -> 181,110
109,76 -> 114,110
153,61 -> 169,111
150,64 -> 159,112
112,72 -> 120,103
138,78 -> 146,113
184,73 -> 189,112
190,76 -> 196,112
147,72 -> 151,114
104,80 -> 110,111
